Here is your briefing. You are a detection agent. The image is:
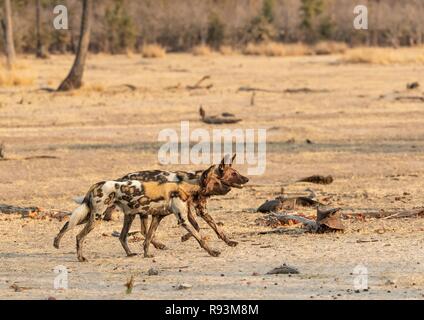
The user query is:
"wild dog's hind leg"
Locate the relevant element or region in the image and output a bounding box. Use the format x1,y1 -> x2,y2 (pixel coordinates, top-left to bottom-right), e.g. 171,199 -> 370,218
54,204 -> 90,249
76,216 -> 97,262
54,221 -> 70,249
139,214 -> 167,250
119,214 -> 136,257
170,198 -> 220,257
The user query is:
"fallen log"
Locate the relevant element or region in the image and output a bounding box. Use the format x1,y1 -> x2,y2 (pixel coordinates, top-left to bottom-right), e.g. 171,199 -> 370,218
297,175 -> 334,185
0,204 -> 39,216
199,106 -> 242,124
237,86 -> 329,94
258,207 -> 344,233
0,204 -> 70,220
186,75 -> 213,90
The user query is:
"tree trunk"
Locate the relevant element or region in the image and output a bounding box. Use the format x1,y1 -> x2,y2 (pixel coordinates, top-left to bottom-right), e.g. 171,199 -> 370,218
3,0 -> 15,69
35,0 -> 47,58
57,0 -> 93,91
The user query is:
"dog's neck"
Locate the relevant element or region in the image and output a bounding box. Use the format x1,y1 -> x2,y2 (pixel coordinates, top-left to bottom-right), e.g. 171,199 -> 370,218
177,179 -> 219,200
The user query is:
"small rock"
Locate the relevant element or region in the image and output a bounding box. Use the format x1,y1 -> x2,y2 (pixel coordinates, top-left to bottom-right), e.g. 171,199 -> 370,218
267,264 -> 299,275
407,82 -> 419,90
176,283 -> 192,290
147,268 -> 159,276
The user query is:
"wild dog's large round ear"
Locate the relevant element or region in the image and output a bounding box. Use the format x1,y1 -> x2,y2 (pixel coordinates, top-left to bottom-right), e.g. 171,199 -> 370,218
220,154 -> 232,166
231,153 -> 236,165
199,169 -> 209,187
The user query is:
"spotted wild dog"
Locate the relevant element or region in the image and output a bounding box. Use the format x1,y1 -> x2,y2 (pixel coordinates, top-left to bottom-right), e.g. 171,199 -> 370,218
71,154 -> 249,257
53,165 -> 232,261
115,154 -> 249,256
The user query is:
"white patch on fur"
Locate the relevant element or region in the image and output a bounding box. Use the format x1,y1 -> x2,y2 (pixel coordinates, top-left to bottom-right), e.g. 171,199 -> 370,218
169,197 -> 187,222
167,173 -> 179,182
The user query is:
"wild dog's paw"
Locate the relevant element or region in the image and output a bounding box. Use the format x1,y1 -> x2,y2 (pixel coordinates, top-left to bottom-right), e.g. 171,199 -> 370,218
127,253 -> 138,257
154,243 -> 168,250
181,233 -> 192,242
226,240 -> 238,247
209,249 -> 221,257
144,253 -> 154,258
77,256 -> 88,262
53,239 -> 60,249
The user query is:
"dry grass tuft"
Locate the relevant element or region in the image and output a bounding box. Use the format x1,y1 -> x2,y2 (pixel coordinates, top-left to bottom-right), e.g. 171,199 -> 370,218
192,44 -> 213,56
219,45 -> 238,55
0,63 -> 35,86
55,83 -> 107,96
83,83 -> 106,92
243,42 -> 311,57
125,49 -> 136,58
142,44 -> 166,58
342,47 -> 424,65
313,41 -> 348,55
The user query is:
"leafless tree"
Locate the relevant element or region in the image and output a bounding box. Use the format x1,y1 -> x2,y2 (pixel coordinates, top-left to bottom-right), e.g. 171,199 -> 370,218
35,0 -> 47,58
58,0 -> 93,91
3,0 -> 15,69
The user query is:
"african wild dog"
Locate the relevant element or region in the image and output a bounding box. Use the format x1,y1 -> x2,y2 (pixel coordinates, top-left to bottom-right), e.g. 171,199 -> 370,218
72,154 -> 249,257
53,165 -> 232,261
115,154 -> 249,256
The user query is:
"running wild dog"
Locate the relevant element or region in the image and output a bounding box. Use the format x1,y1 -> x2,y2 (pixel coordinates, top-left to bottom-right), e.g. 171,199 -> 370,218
54,165 -> 235,261
70,154 -> 249,257
115,154 -> 249,255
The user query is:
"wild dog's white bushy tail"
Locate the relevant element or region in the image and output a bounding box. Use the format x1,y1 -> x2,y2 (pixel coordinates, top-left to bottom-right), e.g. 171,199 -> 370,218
73,196 -> 85,204
68,202 -> 90,228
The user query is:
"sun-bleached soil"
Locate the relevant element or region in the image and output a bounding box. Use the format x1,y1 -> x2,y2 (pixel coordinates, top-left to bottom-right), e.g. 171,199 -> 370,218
0,53 -> 424,299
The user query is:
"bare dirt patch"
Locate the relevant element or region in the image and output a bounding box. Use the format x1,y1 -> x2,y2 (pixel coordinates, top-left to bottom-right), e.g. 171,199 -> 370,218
1,54 -> 424,299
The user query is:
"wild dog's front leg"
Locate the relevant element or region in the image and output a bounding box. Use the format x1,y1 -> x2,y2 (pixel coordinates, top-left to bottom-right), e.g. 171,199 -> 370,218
181,204 -> 200,242
199,209 -> 238,247
119,214 -> 136,257
170,198 -> 220,257
182,204 -> 238,247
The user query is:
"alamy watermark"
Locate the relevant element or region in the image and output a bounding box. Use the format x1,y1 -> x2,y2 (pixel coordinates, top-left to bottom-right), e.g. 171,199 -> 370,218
353,5 -> 368,30
53,265 -> 68,290
158,121 -> 266,175
353,264 -> 368,290
53,5 -> 68,30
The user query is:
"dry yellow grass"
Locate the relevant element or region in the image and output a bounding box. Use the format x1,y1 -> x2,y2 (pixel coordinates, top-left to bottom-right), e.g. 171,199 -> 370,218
141,44 -> 166,58
191,44 -> 213,56
342,47 -> 424,65
219,45 -> 237,55
313,41 -> 348,55
243,42 -> 311,57
0,63 -> 35,86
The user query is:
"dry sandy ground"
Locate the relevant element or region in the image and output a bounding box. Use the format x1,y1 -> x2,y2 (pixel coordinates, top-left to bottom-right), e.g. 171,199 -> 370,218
0,53 -> 424,299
